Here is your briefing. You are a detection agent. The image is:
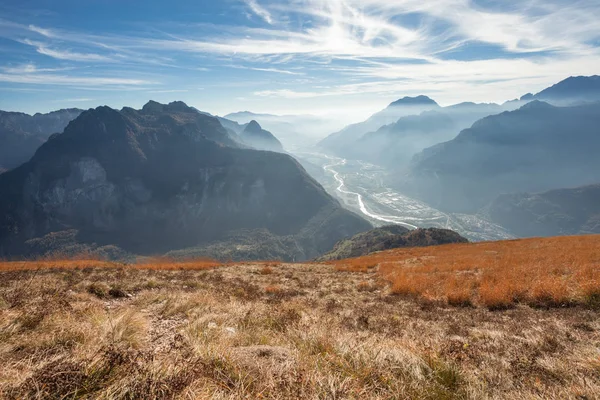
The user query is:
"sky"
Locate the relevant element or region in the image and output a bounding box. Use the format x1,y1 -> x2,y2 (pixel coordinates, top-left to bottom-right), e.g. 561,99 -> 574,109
1,0 -> 599,122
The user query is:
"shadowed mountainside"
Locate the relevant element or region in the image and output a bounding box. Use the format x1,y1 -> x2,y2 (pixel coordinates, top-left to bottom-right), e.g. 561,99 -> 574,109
0,101 -> 369,260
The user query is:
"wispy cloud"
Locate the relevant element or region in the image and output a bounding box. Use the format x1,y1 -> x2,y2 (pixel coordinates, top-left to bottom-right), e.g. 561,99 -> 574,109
0,69 -> 155,87
147,89 -> 189,93
52,97 -> 95,102
36,47 -> 117,62
244,0 -> 273,24
19,38 -> 117,62
1,0 -> 599,112
28,24 -> 55,38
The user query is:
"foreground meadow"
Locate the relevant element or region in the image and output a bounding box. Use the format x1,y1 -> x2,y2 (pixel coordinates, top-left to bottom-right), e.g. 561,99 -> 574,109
0,235 -> 599,399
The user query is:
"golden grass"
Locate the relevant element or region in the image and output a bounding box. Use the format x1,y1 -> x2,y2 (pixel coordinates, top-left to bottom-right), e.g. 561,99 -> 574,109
327,235 -> 600,309
0,257 -> 223,272
0,257 -> 598,399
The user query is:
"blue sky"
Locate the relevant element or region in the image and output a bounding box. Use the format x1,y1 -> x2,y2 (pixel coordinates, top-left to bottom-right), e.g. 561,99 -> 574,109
1,0 -> 599,122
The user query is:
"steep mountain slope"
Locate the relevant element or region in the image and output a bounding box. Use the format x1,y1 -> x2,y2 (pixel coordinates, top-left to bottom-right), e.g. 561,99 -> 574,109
533,75 -> 600,105
318,225 -> 468,261
0,108 -> 82,170
318,96 -> 439,153
239,120 -> 284,152
482,184 -> 600,237
404,101 -> 600,212
0,101 -> 370,259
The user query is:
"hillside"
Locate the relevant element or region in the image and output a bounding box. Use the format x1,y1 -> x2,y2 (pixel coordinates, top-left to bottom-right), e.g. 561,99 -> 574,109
319,226 -> 468,261
404,101 -> 600,212
0,234 -> 598,399
0,108 -> 82,170
482,184 -> 600,237
0,101 -> 369,260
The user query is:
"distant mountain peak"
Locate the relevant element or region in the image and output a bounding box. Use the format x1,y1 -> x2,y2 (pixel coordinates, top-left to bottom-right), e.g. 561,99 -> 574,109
244,120 -> 262,133
141,100 -> 193,114
519,100 -> 555,111
388,95 -> 438,108
520,93 -> 534,101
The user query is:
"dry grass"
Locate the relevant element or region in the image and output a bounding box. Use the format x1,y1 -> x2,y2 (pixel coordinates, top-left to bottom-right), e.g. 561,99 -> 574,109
0,257 -> 222,272
0,237 -> 599,399
328,235 -> 600,310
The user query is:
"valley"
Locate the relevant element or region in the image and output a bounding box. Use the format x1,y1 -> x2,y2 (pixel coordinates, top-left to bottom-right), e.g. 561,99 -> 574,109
295,151 -> 515,242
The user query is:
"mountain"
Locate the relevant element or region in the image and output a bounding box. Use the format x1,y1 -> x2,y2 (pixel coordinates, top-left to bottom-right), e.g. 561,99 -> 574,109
482,184 -> 600,237
0,101 -> 370,260
0,108 -> 82,171
239,120 -> 284,152
342,102 -> 504,167
403,101 -> 600,213
318,226 -> 468,261
225,111 -> 338,148
533,75 -> 600,105
318,96 -> 440,153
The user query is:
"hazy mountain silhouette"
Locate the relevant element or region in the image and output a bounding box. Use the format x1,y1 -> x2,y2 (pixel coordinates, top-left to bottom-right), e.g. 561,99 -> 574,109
225,111 -> 339,147
0,101 -> 370,259
404,101 -> 600,212
482,184 -> 600,237
533,75 -> 600,105
239,120 -> 284,152
318,95 -> 440,153
340,102 -> 505,166
0,109 -> 82,171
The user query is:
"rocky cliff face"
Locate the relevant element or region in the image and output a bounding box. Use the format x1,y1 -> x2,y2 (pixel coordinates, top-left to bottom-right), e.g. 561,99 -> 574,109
0,108 -> 82,170
0,101 -> 370,259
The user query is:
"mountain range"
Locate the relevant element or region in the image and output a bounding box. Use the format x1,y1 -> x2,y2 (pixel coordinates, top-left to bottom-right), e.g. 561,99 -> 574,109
318,95 -> 440,154
317,76 -> 600,168
0,101 -> 369,260
0,109 -> 82,171
403,100 -> 600,213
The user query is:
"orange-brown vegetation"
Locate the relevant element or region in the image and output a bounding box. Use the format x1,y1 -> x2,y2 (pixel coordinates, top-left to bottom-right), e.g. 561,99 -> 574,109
0,257 -> 223,272
327,235 -> 600,309
0,243 -> 599,399
260,266 -> 274,275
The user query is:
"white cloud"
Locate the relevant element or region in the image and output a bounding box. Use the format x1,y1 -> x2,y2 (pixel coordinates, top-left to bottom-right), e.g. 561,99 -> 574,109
147,89 -> 189,93
0,72 -> 154,87
28,24 -> 55,38
36,47 -> 117,62
244,0 -> 274,24
52,97 -> 95,102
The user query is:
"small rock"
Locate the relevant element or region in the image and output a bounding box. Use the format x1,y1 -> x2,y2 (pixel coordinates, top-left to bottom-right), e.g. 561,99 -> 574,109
207,322 -> 217,329
224,327 -> 236,335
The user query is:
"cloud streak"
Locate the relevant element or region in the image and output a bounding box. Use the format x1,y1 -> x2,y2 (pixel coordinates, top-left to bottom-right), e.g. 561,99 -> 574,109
244,0 -> 274,24
1,0 -> 599,113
